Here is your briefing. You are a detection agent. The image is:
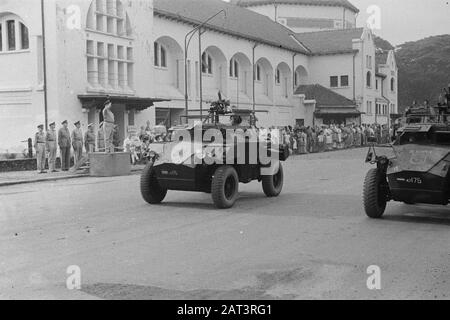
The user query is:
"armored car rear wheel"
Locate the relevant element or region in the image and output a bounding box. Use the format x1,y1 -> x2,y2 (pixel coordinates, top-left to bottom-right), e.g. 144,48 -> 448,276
211,166 -> 239,209
262,163 -> 284,197
140,162 -> 167,204
363,168 -> 387,219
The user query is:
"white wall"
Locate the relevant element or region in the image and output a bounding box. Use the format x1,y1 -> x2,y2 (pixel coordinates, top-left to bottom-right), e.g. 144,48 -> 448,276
0,0 -> 155,152
308,53 -> 355,100
247,3 -> 357,33
0,0 -> 44,153
153,15 -> 311,127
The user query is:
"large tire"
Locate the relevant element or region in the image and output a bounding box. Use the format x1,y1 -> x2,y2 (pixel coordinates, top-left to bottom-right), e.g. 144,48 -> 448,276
363,168 -> 387,219
211,166 -> 239,209
262,163 -> 284,197
140,162 -> 167,204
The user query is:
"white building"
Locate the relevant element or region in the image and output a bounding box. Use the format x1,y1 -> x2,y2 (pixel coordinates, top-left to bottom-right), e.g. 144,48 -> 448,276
0,0 -> 398,153
233,0 -> 359,33
0,0 -> 159,154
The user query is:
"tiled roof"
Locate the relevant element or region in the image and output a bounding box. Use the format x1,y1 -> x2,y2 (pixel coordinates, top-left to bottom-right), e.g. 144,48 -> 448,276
295,84 -> 356,106
233,0 -> 359,13
154,0 -> 309,54
294,27 -> 364,55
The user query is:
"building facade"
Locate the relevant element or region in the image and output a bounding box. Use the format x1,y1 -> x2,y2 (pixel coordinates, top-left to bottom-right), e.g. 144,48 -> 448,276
234,0 -> 359,33
0,0 -> 157,154
0,0 -> 398,153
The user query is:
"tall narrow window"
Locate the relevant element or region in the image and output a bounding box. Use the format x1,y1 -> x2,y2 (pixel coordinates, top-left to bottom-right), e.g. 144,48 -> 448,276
154,42 -> 159,66
275,68 -> 280,84
229,58 -> 238,78
202,52 -> 212,74
7,20 -> 15,51
0,23 -> 2,51
207,55 -> 212,74
202,52 -> 207,73
255,64 -> 261,81
391,78 -> 395,91
366,71 -> 372,88
160,45 -> 167,68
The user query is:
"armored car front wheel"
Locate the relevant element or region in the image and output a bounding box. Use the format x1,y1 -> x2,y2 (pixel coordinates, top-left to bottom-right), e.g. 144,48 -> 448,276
363,168 -> 387,219
211,166 -> 239,209
140,162 -> 167,205
262,163 -> 284,197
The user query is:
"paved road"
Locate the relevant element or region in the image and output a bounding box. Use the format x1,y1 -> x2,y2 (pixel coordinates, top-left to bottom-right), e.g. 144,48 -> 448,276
1,149 -> 449,300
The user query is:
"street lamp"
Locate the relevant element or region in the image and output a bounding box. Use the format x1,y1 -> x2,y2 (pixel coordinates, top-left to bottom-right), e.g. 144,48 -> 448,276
184,9 -> 227,123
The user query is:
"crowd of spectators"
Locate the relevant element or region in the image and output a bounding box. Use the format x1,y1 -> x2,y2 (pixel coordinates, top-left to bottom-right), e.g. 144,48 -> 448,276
123,120 -> 396,165
279,123 -> 393,155
123,121 -> 172,164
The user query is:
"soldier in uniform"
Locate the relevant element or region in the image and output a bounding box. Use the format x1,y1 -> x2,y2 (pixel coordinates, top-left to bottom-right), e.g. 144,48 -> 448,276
35,124 -> 47,174
97,122 -> 105,152
103,99 -> 115,153
84,123 -> 96,153
46,122 -> 58,172
71,121 -> 84,166
58,120 -> 71,171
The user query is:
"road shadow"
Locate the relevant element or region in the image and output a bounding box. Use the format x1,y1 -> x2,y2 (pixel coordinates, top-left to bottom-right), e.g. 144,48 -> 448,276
151,192 -> 361,217
384,204 -> 450,226
82,267 -> 318,300
81,283 -> 285,300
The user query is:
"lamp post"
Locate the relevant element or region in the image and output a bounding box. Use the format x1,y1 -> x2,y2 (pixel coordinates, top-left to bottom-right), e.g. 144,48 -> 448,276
184,9 -> 226,123
41,0 -> 48,129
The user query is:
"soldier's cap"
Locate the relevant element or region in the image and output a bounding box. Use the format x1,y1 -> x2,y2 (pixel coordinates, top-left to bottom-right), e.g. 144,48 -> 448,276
37,124 -> 44,129
104,99 -> 112,106
74,121 -> 81,126
49,122 -> 55,127
62,120 -> 68,125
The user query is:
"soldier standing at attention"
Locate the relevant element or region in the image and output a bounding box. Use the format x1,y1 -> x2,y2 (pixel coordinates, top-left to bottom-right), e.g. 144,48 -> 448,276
35,124 -> 47,174
84,123 -> 96,153
97,122 -> 105,152
58,120 -> 71,171
103,99 -> 115,153
46,122 -> 58,172
71,121 -> 84,166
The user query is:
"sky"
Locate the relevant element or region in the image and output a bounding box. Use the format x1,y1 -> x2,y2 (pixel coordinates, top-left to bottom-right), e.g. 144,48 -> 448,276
351,0 -> 450,45
223,0 -> 450,46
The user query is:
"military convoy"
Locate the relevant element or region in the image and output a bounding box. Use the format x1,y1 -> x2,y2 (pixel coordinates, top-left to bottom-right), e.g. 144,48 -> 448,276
140,94 -> 290,209
363,86 -> 450,218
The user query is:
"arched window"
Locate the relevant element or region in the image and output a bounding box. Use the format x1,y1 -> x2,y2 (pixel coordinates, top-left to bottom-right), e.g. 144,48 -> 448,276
0,15 -> 29,52
366,71 -> 372,88
275,68 -> 281,84
154,42 -> 167,68
254,64 -> 261,81
202,52 -> 212,74
86,0 -> 134,90
229,58 -> 239,78
391,77 -> 395,92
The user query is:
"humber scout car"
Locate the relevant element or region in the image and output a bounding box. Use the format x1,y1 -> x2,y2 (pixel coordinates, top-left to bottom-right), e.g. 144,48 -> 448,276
140,94 -> 290,209
363,92 -> 450,218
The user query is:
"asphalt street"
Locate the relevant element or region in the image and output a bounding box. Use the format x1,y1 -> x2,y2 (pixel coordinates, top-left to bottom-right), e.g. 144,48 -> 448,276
1,148 -> 449,300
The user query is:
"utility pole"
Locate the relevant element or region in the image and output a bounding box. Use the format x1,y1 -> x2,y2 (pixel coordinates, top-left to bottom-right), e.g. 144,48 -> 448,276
41,0 -> 49,129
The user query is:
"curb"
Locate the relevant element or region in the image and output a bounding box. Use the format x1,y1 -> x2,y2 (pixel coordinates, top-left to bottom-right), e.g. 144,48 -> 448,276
0,174 -> 90,187
0,168 -> 144,187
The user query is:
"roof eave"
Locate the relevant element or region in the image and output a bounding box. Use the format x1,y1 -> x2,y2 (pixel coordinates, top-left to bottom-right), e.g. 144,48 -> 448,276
154,9 -> 310,55
310,49 -> 358,56
238,1 -> 359,13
